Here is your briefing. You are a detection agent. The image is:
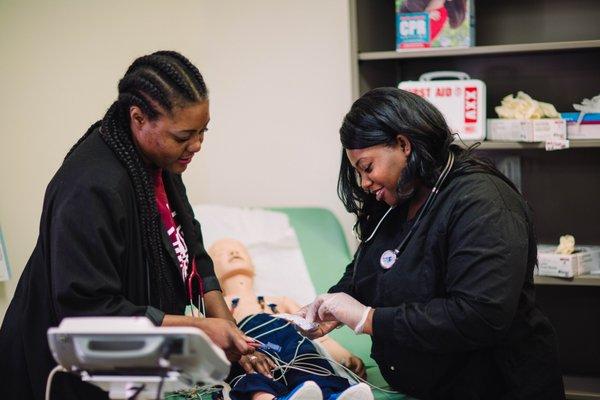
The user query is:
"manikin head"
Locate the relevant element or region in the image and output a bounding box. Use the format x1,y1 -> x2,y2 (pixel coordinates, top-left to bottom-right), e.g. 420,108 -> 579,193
208,238 -> 256,282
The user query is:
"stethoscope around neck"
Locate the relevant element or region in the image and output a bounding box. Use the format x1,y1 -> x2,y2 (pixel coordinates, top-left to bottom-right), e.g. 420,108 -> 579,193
351,151 -> 455,285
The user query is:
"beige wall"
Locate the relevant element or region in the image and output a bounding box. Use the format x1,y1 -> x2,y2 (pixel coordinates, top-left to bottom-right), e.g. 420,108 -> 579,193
0,1 -> 354,318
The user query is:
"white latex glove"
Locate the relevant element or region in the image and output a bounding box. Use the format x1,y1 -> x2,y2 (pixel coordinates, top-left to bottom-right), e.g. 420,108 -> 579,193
295,305 -> 341,339
305,293 -> 371,334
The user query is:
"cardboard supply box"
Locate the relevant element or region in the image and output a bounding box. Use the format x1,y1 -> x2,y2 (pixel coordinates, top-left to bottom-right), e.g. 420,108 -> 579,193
537,245 -> 600,278
399,72 -> 486,141
396,0 -> 475,50
487,119 -> 566,142
561,112 -> 600,139
567,123 -> 600,139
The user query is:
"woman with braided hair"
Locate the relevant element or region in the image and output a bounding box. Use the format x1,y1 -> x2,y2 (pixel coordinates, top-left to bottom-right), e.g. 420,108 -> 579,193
0,51 -> 261,400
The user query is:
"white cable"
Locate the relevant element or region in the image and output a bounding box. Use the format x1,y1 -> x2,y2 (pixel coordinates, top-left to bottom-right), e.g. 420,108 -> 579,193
228,373 -> 247,389
243,316 -> 279,336
272,364 -> 333,377
238,316 -> 400,397
270,337 -> 304,385
300,354 -> 399,395
283,338 -> 305,376
45,365 -> 66,400
273,352 -> 333,376
251,322 -> 292,341
228,346 -> 401,398
237,314 -> 259,331
277,352 -> 398,395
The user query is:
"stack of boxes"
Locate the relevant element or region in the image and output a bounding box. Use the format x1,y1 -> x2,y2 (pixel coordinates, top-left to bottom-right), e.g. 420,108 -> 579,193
537,245 -> 600,278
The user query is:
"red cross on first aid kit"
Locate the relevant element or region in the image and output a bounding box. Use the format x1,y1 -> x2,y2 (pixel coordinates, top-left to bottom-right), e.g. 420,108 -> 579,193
399,71 -> 486,141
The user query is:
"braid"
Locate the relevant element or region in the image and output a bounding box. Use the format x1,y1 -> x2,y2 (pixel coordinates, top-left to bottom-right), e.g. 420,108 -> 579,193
65,51 -> 209,312
137,56 -> 197,102
118,73 -> 172,116
154,51 -> 208,100
99,103 -> 177,310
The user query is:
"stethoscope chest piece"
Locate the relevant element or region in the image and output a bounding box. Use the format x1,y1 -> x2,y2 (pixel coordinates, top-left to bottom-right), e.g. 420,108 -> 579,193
374,152 -> 455,272
380,249 -> 398,269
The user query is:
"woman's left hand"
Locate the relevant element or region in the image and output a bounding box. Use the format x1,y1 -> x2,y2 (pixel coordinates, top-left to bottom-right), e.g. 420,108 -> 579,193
345,355 -> 367,380
239,352 -> 276,378
305,293 -> 372,333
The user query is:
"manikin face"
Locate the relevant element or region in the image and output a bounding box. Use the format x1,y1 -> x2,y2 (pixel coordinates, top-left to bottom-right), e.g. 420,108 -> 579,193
345,135 -> 412,206
208,238 -> 255,281
130,100 -> 210,174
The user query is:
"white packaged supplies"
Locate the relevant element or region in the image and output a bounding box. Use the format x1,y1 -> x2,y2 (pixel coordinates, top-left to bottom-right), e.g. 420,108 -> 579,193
399,71 -> 486,141
487,119 -> 566,142
537,245 -> 600,278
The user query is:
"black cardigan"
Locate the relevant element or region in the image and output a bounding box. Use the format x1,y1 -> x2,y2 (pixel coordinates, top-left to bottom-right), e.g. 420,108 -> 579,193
330,172 -> 565,400
0,130 -> 220,400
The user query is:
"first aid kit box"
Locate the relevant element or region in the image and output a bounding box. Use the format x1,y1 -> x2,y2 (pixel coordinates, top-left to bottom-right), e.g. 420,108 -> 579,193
399,71 -> 486,141
537,245 -> 600,278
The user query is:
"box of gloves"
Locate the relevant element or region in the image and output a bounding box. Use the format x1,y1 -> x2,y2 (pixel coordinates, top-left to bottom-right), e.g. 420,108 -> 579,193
537,245 -> 600,278
487,92 -> 566,142
562,112 -> 600,140
562,95 -> 600,139
487,119 -> 566,142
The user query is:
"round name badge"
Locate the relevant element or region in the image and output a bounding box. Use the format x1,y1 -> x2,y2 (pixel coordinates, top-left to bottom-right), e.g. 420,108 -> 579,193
380,250 -> 397,270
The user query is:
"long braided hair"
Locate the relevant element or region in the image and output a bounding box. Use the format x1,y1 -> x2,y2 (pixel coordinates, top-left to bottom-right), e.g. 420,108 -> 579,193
65,51 -> 208,311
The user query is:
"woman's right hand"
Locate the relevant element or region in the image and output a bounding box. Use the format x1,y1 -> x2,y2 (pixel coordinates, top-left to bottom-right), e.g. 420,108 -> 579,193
295,305 -> 341,339
196,318 -> 256,362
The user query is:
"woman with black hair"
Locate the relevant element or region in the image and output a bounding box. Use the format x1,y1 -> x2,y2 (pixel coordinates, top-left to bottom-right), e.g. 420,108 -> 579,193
301,88 -> 565,399
0,51 -> 260,400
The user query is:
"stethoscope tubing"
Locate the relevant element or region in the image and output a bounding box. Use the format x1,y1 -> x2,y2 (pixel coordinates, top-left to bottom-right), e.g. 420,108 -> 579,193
351,151 -> 455,286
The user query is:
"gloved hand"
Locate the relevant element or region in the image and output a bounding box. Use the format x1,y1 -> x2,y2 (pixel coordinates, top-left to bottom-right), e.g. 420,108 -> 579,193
296,306 -> 341,339
304,293 -> 372,334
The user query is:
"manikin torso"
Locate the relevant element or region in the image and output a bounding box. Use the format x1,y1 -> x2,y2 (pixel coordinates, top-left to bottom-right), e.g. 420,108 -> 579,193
219,273 -> 299,321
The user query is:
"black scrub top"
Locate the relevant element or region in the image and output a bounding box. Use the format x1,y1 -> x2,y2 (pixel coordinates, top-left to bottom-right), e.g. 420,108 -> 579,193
0,130 -> 221,400
330,172 -> 565,400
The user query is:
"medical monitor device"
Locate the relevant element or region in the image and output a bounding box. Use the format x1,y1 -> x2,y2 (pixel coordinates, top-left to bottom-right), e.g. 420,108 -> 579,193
47,317 -> 230,399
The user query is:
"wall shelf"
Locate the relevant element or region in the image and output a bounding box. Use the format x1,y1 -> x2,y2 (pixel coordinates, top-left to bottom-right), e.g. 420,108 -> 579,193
352,0 -> 600,385
535,275 -> 600,287
459,140 -> 600,150
358,39 -> 600,61
564,375 -> 600,399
